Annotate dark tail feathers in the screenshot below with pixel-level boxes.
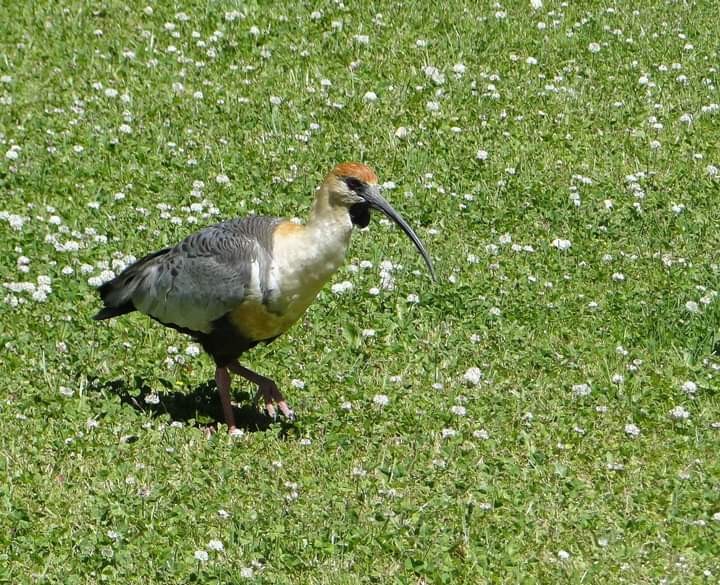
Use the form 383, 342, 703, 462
93, 303, 135, 320
93, 247, 171, 321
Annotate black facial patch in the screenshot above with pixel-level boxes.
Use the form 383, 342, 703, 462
349, 202, 371, 228
343, 176, 365, 193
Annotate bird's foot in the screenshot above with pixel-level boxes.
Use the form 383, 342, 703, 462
255, 382, 295, 421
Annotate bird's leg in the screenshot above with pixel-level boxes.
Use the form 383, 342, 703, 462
228, 361, 294, 420
214, 366, 238, 432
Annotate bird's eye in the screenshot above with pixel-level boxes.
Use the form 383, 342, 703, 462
343, 177, 365, 193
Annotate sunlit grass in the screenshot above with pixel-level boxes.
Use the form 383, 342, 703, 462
1, 0, 719, 582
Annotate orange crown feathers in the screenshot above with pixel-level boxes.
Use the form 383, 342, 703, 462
329, 162, 379, 185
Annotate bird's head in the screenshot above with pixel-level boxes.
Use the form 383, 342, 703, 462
321, 162, 436, 281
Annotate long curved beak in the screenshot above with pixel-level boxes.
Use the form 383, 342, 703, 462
362, 186, 436, 281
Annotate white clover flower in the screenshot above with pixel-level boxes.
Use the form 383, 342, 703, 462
441, 428, 457, 439
373, 394, 389, 407
423, 65, 445, 85
669, 405, 690, 420
426, 101, 440, 112
450, 405, 466, 416
406, 293, 419, 303
394, 126, 409, 139
671, 203, 685, 214
118, 124, 132, 134
185, 344, 201, 357
353, 34, 369, 45
551, 238, 571, 251
207, 539, 224, 551
32, 290, 48, 302
363, 91, 378, 103
476, 149, 489, 161
685, 300, 700, 313
269, 96, 282, 106
340, 401, 352, 411
240, 567, 254, 578
624, 423, 640, 438
331, 280, 353, 294
473, 429, 489, 440
681, 381, 697, 395
588, 42, 601, 53
530, 0, 543, 9
215, 173, 230, 185
453, 63, 466, 75
612, 272, 625, 282
557, 550, 570, 561
361, 328, 376, 338
572, 383, 591, 397
707, 165, 719, 178
194, 550, 209, 562
291, 379, 305, 389
488, 307, 501, 317
463, 367, 483, 386
611, 373, 624, 385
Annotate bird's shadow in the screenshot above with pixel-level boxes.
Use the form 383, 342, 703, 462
93, 376, 286, 433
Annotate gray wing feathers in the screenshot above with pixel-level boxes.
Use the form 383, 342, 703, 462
129, 216, 281, 333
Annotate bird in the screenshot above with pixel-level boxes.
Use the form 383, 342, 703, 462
94, 162, 435, 431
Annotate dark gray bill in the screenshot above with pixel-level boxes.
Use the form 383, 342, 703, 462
363, 186, 436, 281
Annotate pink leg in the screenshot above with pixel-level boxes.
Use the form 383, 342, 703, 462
214, 367, 237, 431
228, 361, 294, 420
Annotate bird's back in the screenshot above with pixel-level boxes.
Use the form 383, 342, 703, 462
95, 215, 282, 334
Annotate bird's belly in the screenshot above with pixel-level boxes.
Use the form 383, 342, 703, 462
227, 297, 313, 342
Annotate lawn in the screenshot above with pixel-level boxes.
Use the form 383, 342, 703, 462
1, 0, 719, 582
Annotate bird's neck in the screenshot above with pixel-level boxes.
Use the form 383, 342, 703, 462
272, 187, 353, 284
306, 186, 354, 242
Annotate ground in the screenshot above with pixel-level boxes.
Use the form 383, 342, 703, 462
1, 0, 719, 583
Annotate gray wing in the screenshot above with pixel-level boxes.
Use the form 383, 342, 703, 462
118, 216, 280, 333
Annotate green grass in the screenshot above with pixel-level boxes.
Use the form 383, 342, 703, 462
2, 0, 720, 582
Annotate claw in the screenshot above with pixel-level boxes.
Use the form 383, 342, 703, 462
232, 361, 295, 421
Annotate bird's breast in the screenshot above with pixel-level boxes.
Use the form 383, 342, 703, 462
227, 220, 351, 341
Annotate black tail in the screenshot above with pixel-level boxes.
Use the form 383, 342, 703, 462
93, 247, 171, 321
93, 303, 135, 320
